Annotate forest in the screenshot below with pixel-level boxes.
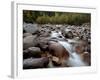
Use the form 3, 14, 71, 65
23, 10, 90, 25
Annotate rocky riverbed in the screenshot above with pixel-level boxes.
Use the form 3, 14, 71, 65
23, 23, 91, 69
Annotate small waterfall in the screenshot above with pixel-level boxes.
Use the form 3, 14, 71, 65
51, 31, 58, 38
50, 31, 87, 67
66, 52, 87, 66
58, 41, 87, 67
48, 60, 54, 68
50, 31, 65, 40
58, 41, 73, 54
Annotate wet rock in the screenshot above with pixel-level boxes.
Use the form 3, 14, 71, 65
62, 29, 73, 39
81, 52, 91, 66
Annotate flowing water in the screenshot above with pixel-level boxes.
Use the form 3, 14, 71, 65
50, 31, 87, 67
51, 31, 65, 39
66, 52, 87, 66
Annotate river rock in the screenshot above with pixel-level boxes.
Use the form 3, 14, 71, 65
23, 47, 42, 59
62, 29, 73, 39
28, 47, 41, 53
23, 35, 37, 49
23, 33, 32, 38
23, 23, 38, 34
23, 57, 49, 69
36, 38, 49, 52
81, 52, 91, 66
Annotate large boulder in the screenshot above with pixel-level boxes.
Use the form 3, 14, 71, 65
82, 52, 91, 66
62, 28, 73, 39
38, 27, 51, 37
23, 35, 37, 49
23, 57, 49, 69
23, 47, 42, 59
35, 37, 49, 52
23, 23, 38, 34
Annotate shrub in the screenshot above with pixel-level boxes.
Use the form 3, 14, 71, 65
23, 10, 91, 25
36, 16, 50, 24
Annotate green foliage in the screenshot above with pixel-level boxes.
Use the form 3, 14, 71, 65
36, 16, 50, 24
23, 10, 91, 25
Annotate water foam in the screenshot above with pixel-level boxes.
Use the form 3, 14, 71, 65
50, 31, 87, 67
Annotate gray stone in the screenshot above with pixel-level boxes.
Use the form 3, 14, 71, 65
23, 33, 32, 38
36, 37, 49, 51
23, 35, 37, 49
23, 23, 38, 34
23, 57, 49, 69
23, 47, 42, 59
62, 29, 73, 39
28, 47, 41, 54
